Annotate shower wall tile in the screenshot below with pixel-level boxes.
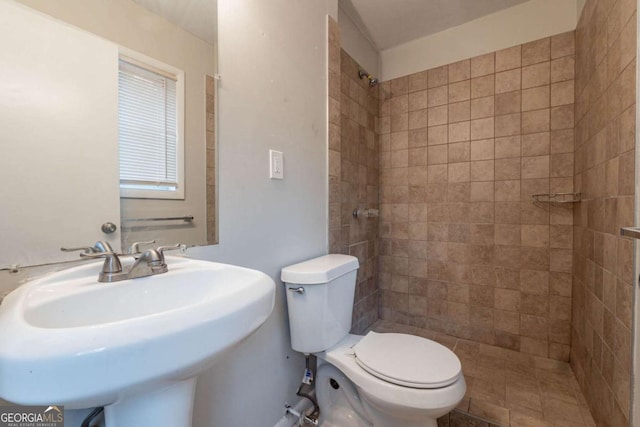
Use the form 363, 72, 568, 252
377, 33, 576, 362
328, 17, 379, 334
571, 0, 636, 425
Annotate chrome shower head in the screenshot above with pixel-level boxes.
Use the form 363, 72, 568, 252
358, 70, 378, 88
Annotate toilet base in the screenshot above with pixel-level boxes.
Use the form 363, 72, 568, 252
316, 364, 440, 427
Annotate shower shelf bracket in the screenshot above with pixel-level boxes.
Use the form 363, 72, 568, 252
531, 192, 581, 203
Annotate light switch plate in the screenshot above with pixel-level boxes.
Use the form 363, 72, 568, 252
269, 150, 284, 180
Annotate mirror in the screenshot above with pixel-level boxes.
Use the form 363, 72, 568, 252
0, 0, 217, 269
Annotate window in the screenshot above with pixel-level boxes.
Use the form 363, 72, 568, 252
118, 54, 184, 199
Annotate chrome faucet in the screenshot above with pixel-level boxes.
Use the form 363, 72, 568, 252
63, 242, 181, 283
125, 249, 168, 280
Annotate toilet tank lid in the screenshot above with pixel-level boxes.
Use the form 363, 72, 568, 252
281, 254, 359, 284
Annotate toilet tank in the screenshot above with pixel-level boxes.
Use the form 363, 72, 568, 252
281, 254, 359, 354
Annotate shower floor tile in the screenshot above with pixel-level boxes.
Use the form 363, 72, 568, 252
368, 320, 596, 427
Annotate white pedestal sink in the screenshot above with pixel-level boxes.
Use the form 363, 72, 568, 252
0, 256, 275, 426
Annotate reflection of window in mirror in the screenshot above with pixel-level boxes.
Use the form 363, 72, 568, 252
118, 54, 185, 200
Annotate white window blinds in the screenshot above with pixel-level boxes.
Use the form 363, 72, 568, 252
118, 58, 178, 192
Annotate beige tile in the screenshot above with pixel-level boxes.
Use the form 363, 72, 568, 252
495, 288, 521, 311
470, 181, 495, 202
470, 96, 494, 119
522, 62, 550, 88
471, 52, 495, 78
471, 138, 495, 161
522, 132, 550, 156
448, 162, 470, 183
428, 125, 448, 146
428, 65, 448, 88
495, 224, 521, 246
390, 77, 408, 97
428, 105, 448, 126
408, 90, 428, 111
550, 129, 574, 154
496, 45, 522, 71
470, 160, 494, 182
521, 225, 550, 248
470, 118, 495, 140
471, 75, 495, 98
408, 109, 428, 130
496, 69, 522, 94
448, 142, 470, 163
550, 153, 573, 178
522, 155, 550, 179
522, 109, 550, 134
495, 113, 521, 137
428, 164, 448, 183
391, 113, 408, 132
449, 59, 471, 83
408, 70, 428, 92
449, 100, 471, 123
390, 131, 408, 150
551, 56, 575, 83
551, 31, 575, 59
550, 81, 574, 107
550, 105, 574, 130
495, 90, 522, 115
495, 158, 521, 180
494, 203, 520, 225
522, 38, 550, 66
495, 180, 521, 202
449, 121, 470, 143
520, 336, 548, 357
408, 147, 428, 166
495, 136, 522, 159
390, 149, 408, 168
522, 86, 550, 111
449, 80, 471, 103
428, 145, 448, 165
389, 95, 408, 114
428, 85, 448, 107
541, 397, 584, 425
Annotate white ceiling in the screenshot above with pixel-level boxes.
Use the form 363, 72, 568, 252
131, 0, 217, 44
342, 0, 529, 50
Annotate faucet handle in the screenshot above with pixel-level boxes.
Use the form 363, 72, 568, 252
61, 241, 114, 254
61, 246, 97, 253
157, 244, 182, 262
80, 251, 123, 275
128, 240, 156, 255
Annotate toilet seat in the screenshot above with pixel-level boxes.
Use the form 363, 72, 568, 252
352, 332, 461, 389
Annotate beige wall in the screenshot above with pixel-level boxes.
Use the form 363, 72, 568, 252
571, 0, 636, 425
338, 7, 380, 79
380, 0, 579, 82
328, 17, 379, 334
377, 32, 577, 361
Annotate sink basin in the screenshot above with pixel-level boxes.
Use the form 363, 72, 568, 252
0, 256, 275, 426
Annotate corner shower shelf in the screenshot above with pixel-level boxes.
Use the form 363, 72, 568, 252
531, 192, 581, 203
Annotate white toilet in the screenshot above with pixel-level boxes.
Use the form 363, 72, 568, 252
282, 254, 466, 427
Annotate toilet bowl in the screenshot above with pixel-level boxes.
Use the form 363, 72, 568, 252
281, 255, 466, 427
315, 334, 466, 427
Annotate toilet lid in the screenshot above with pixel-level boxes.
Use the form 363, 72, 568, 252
352, 332, 462, 389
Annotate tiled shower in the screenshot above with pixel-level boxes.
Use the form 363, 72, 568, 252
377, 33, 576, 362
329, 0, 636, 425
